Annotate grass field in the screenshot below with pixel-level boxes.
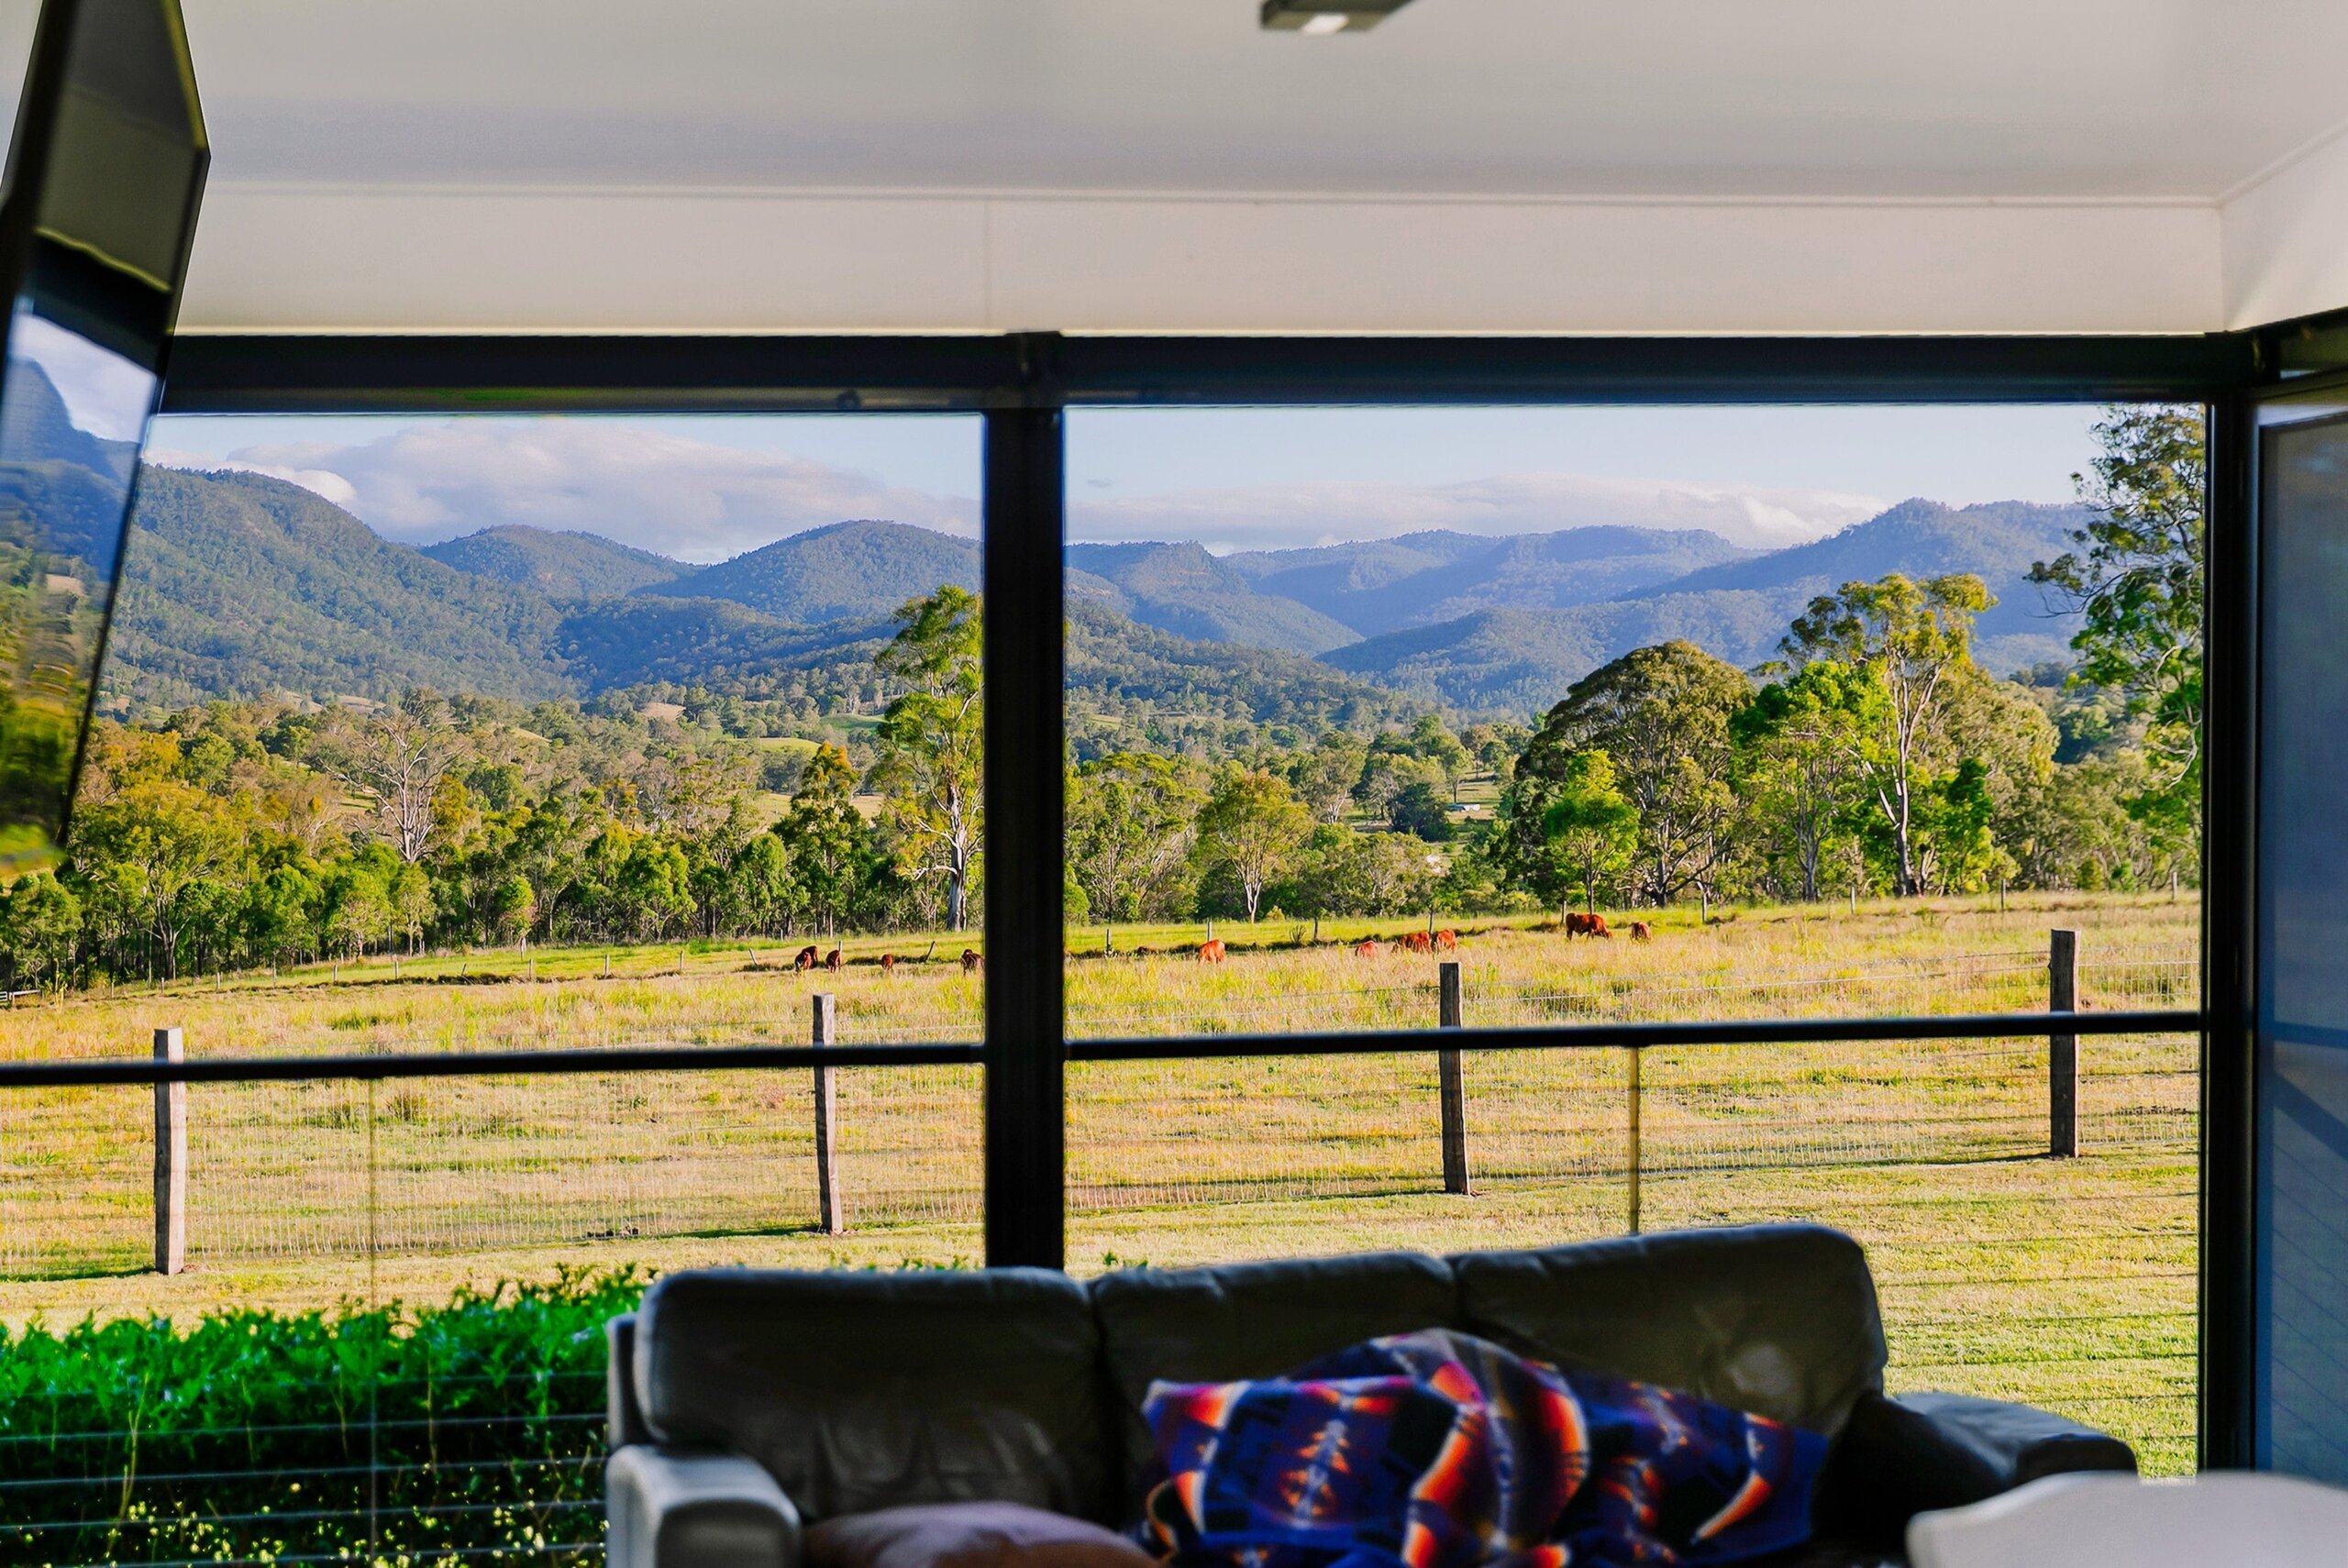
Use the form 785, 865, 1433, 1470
0, 891, 2200, 1472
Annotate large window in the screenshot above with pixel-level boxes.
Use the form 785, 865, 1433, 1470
0, 337, 2228, 1568
0, 410, 985, 1567
1060, 403, 2204, 1471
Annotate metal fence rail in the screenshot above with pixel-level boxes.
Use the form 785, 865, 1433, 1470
0, 938, 2204, 1566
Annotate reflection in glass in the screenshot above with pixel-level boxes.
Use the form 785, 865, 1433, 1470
0, 305, 152, 869
2254, 412, 2348, 1482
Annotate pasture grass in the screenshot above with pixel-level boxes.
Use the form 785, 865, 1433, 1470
0, 889, 2200, 1475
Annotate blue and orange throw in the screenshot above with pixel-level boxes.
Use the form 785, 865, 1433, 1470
1140, 1330, 1826, 1568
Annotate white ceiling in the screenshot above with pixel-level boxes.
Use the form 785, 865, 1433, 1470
151, 0, 2348, 332
179, 0, 2348, 201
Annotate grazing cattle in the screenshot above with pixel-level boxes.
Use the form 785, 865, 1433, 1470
825, 949, 843, 973
880, 953, 896, 975
1197, 938, 1227, 964
1628, 921, 1654, 943
1354, 940, 1381, 959
793, 944, 820, 971
1433, 928, 1459, 953
960, 948, 983, 974
1566, 912, 1614, 940
1403, 930, 1434, 955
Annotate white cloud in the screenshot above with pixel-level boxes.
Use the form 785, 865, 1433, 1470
147, 448, 361, 508
146, 418, 978, 563
1071, 473, 1887, 554
141, 417, 1885, 566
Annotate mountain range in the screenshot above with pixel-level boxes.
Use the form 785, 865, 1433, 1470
103, 465, 2091, 719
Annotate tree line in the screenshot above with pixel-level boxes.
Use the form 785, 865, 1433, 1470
0, 410, 2201, 989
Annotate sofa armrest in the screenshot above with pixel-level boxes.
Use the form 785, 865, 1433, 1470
1826, 1390, 2136, 1540
606, 1445, 802, 1568
1877, 1392, 2138, 1498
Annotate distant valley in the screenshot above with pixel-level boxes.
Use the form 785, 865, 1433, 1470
107, 465, 2090, 721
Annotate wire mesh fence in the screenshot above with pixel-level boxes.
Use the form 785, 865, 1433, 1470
0, 932, 2200, 1565
0, 941, 2192, 1276
0, 965, 988, 1281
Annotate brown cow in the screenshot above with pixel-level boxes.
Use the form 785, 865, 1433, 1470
1565, 912, 1614, 940
960, 948, 983, 974
825, 949, 843, 973
1433, 928, 1459, 953
793, 944, 820, 971
1354, 939, 1381, 959
1403, 930, 1434, 955
880, 953, 896, 975
1627, 921, 1654, 943
1197, 938, 1227, 964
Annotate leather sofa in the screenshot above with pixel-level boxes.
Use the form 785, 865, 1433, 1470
604, 1224, 2136, 1568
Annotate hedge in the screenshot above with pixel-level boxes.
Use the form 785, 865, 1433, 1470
0, 1269, 644, 1568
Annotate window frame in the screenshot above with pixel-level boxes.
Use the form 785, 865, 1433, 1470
18, 324, 2284, 1462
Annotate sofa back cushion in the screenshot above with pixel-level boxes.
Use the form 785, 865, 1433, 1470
1088, 1251, 1458, 1504
636, 1268, 1113, 1524
1450, 1223, 1886, 1437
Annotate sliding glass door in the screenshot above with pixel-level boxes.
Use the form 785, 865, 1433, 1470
2254, 393, 2348, 1480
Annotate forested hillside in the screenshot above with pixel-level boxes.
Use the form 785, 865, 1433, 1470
107, 469, 574, 710
423, 525, 685, 598
105, 468, 2095, 726
1252, 525, 1754, 635
99, 470, 1420, 745
1324, 500, 2090, 710
1068, 540, 1360, 654
659, 519, 979, 624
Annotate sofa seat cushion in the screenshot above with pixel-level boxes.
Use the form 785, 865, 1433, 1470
637, 1269, 1112, 1524
1089, 1251, 1458, 1501
1450, 1224, 1887, 1438
807, 1503, 1157, 1568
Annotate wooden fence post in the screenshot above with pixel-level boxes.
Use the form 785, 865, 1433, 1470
2050, 928, 2078, 1157
1625, 1048, 1643, 1235
811, 993, 845, 1234
153, 1027, 185, 1275
1437, 961, 1472, 1195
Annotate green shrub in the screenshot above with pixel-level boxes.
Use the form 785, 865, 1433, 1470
0, 1268, 644, 1567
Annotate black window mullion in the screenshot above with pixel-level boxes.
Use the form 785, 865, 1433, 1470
980, 348, 1068, 1270
2200, 390, 2258, 1469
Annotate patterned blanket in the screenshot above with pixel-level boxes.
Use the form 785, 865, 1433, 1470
1140, 1330, 1827, 1568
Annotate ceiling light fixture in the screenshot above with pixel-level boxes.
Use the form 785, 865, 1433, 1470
1261, 1, 1416, 34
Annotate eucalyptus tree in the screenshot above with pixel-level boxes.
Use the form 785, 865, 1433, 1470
1510, 641, 1749, 908
871, 588, 983, 931
1067, 751, 1207, 944
2030, 404, 2205, 856
1778, 574, 1993, 896
1194, 767, 1314, 922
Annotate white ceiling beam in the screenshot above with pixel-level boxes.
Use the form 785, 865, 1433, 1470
177, 186, 2226, 337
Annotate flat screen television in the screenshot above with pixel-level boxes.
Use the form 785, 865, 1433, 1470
0, 0, 205, 872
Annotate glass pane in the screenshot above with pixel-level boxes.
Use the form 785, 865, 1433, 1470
2255, 409, 2348, 1482
0, 305, 154, 869
0, 410, 986, 1564
0, 0, 206, 874
1062, 403, 2203, 1473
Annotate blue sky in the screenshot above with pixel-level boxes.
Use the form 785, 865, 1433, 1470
143, 403, 2108, 562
